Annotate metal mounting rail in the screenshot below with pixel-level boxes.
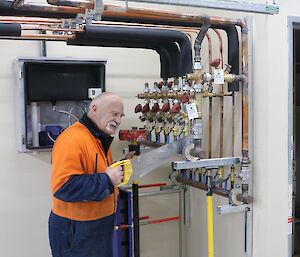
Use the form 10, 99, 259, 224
172, 157, 241, 170
124, 0, 279, 15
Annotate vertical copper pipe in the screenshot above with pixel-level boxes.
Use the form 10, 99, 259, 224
241, 23, 249, 159
213, 29, 224, 158
206, 33, 213, 158
212, 29, 223, 67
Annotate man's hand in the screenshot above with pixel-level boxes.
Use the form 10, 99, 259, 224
125, 151, 136, 160
106, 166, 124, 186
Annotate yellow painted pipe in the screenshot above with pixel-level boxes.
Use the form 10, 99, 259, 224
207, 195, 215, 257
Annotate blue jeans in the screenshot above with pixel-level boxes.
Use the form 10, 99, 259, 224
49, 212, 114, 257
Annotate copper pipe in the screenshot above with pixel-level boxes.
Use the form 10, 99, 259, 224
47, 0, 94, 9
212, 29, 224, 158
19, 33, 75, 40
103, 4, 244, 27
6, 3, 245, 27
176, 178, 229, 198
241, 24, 249, 159
0, 17, 61, 26
212, 29, 223, 67
21, 24, 83, 33
11, 1, 84, 14
206, 33, 213, 159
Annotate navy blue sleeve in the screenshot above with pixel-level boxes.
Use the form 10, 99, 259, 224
54, 173, 115, 202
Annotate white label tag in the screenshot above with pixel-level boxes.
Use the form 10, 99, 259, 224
186, 103, 199, 120
214, 69, 224, 84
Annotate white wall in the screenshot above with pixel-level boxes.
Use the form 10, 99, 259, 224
0, 1, 298, 257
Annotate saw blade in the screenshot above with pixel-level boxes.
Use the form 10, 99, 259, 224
127, 136, 190, 183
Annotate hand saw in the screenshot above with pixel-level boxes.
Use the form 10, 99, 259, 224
110, 137, 189, 186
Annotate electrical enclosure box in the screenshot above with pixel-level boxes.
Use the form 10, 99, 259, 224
16, 57, 106, 152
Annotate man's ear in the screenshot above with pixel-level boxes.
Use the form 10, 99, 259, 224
91, 104, 97, 114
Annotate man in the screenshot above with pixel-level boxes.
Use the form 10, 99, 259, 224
49, 92, 129, 257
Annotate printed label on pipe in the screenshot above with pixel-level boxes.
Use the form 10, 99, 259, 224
186, 103, 199, 120
214, 69, 224, 84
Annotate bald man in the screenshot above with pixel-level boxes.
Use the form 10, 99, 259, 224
49, 93, 127, 257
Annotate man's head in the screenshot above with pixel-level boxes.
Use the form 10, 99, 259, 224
87, 92, 124, 135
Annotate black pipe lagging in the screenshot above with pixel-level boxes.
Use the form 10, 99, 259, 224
68, 25, 193, 78
0, 22, 21, 37
68, 37, 181, 79
102, 16, 241, 90
194, 16, 211, 64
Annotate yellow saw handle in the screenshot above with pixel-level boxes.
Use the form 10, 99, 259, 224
109, 160, 133, 186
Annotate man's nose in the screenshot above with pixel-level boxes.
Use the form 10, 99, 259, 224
115, 116, 122, 124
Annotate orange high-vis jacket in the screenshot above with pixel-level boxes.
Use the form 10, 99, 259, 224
51, 121, 118, 221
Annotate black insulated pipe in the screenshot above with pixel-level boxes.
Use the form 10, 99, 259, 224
0, 23, 21, 37
0, 1, 77, 18
84, 26, 192, 76
194, 16, 210, 65
102, 16, 240, 89
68, 37, 180, 78
211, 24, 240, 92
68, 25, 192, 78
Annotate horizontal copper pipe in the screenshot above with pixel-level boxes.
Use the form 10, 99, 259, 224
11, 1, 84, 14
176, 177, 229, 197
0, 17, 61, 24
18, 33, 75, 40
21, 24, 83, 33
4, 2, 246, 28
103, 3, 245, 27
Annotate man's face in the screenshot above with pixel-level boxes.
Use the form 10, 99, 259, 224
94, 100, 124, 135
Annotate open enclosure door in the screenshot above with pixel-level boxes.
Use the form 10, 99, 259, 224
293, 23, 300, 257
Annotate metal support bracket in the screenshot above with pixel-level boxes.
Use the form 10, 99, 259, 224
217, 204, 250, 215
172, 157, 240, 170
124, 0, 279, 15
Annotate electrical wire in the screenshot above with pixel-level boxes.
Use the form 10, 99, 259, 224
47, 132, 56, 143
